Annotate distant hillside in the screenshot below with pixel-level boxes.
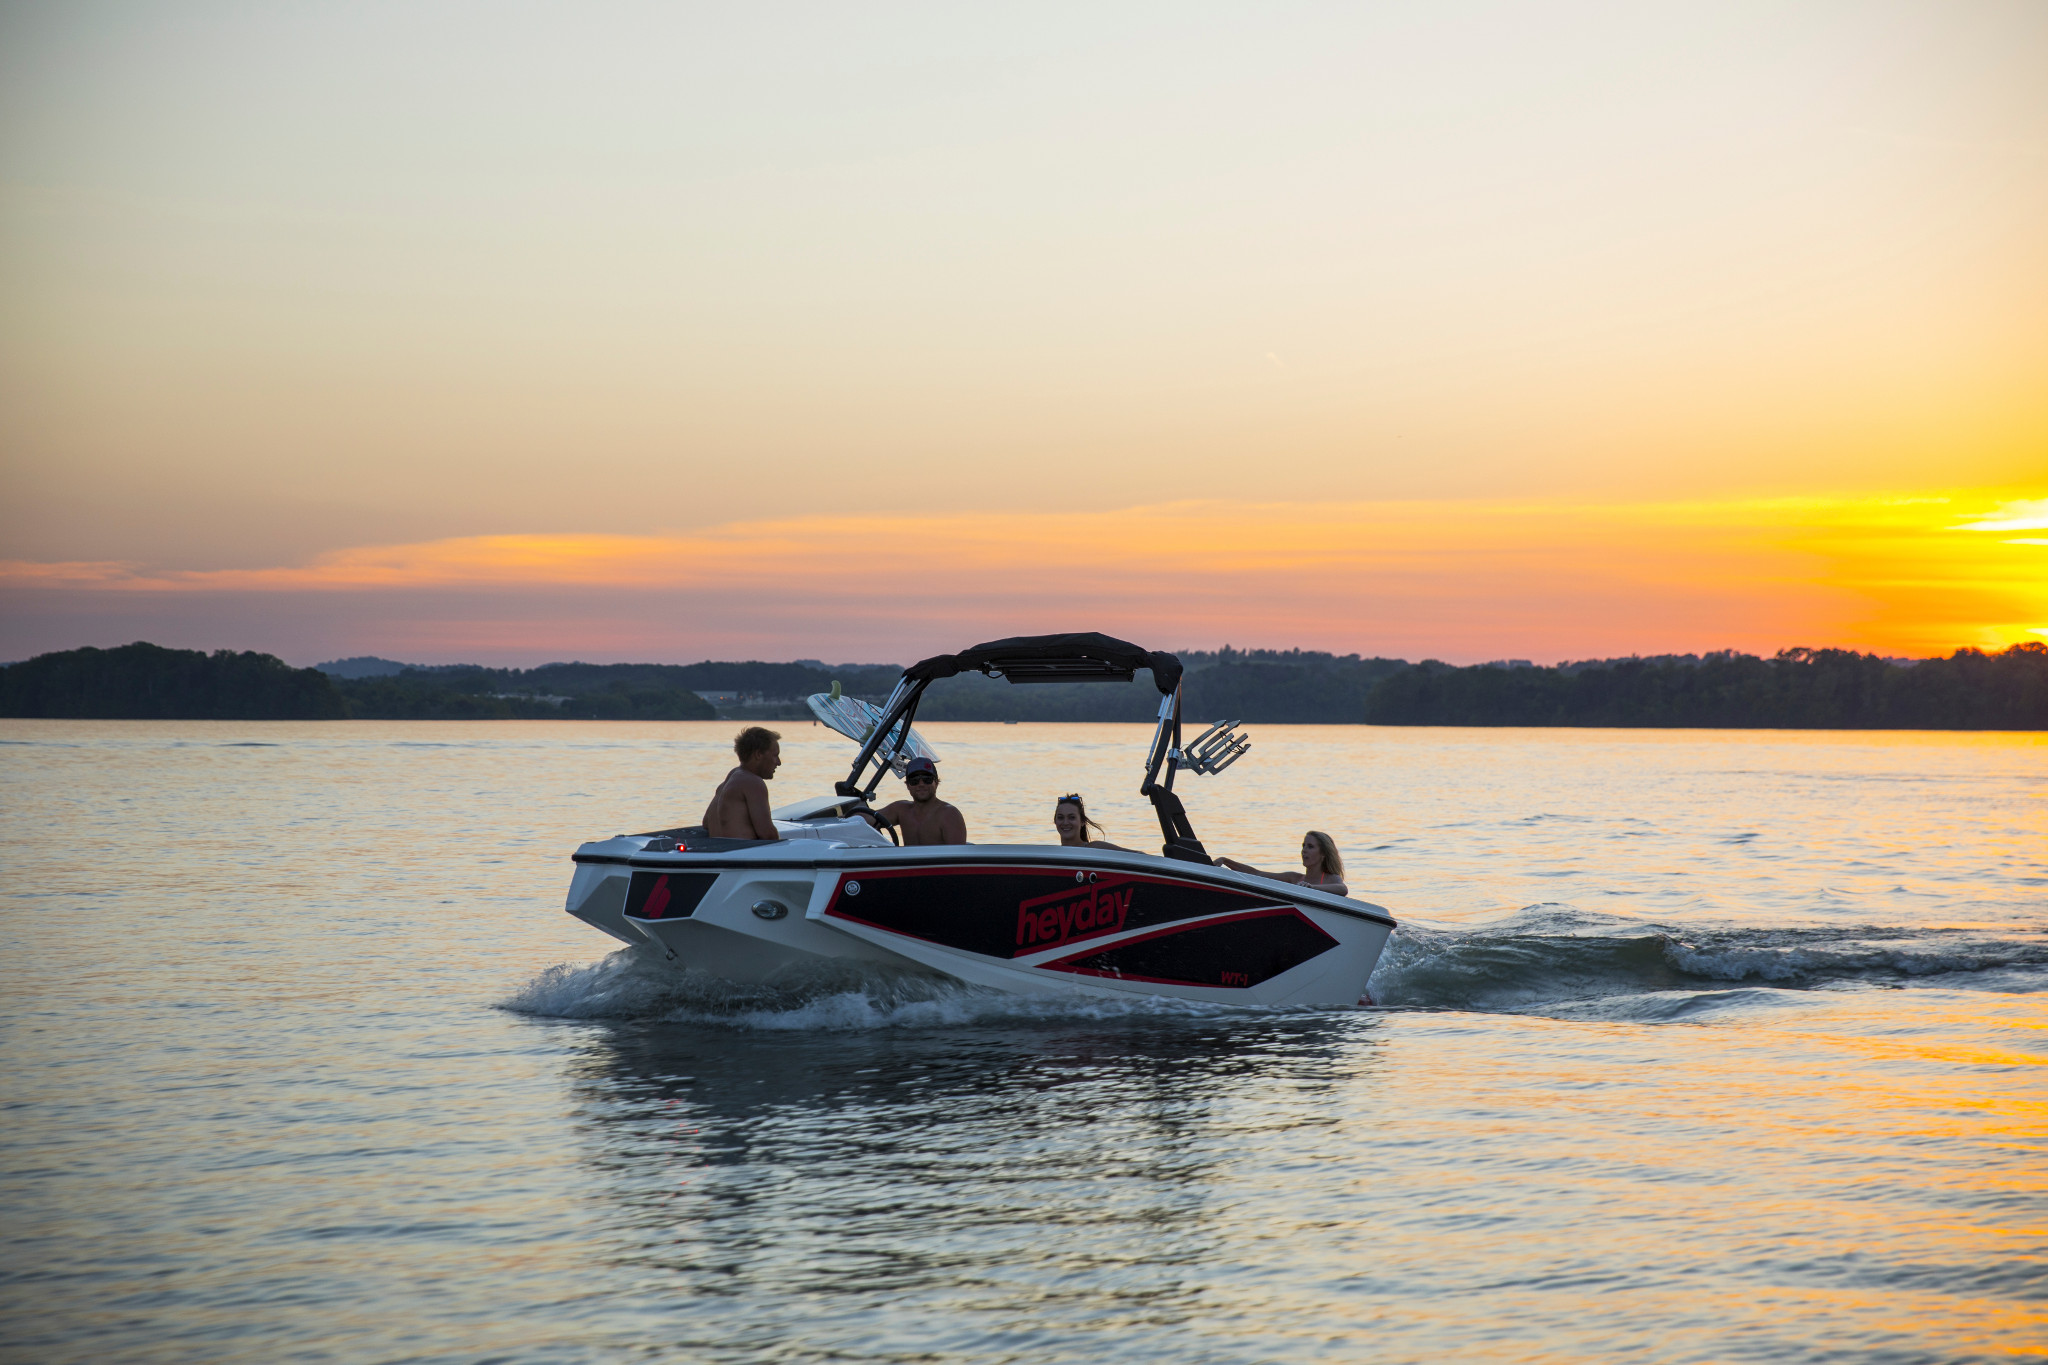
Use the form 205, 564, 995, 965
314, 656, 472, 679
0, 648, 906, 721
912, 644, 2045, 728
1363, 645, 2048, 730
334, 664, 719, 720
0, 643, 345, 719
6, 642, 2041, 727
1186, 652, 1412, 723
316, 656, 413, 678
330, 659, 906, 719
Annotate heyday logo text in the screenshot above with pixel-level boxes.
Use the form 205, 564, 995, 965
1016, 879, 1135, 953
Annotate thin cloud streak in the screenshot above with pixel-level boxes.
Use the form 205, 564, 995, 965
1956, 499, 2048, 533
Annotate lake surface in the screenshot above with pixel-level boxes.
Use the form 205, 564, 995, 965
2, 720, 2043, 1363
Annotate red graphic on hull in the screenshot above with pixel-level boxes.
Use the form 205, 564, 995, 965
1015, 879, 1135, 952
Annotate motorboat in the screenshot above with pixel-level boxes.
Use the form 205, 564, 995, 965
562, 633, 1396, 1007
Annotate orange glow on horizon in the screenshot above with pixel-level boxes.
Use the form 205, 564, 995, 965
2, 488, 2040, 663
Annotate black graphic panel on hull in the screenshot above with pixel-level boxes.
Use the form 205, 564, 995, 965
624, 870, 719, 921
824, 866, 1289, 960
1044, 908, 1338, 989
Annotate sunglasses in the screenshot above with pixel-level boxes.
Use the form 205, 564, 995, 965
905, 773, 937, 785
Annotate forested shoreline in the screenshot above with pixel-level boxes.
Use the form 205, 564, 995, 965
0, 643, 347, 720
2, 641, 2042, 728
1361, 646, 2046, 729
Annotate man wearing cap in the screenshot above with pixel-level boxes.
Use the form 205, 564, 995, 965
874, 756, 968, 846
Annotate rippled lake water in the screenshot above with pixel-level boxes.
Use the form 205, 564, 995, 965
2, 720, 2043, 1363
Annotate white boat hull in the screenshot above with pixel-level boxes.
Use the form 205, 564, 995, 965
567, 828, 1394, 1008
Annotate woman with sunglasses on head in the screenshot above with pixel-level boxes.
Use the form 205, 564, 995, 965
1218, 831, 1349, 896
872, 756, 968, 845
1053, 794, 1127, 850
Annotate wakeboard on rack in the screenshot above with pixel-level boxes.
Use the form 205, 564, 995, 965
806, 687, 939, 778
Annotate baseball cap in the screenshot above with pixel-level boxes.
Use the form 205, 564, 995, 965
903, 756, 938, 780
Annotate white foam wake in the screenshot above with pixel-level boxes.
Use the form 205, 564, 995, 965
1367, 906, 2048, 1012
504, 909, 2047, 1031
500, 949, 1252, 1030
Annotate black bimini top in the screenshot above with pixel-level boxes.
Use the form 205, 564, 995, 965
905, 633, 1183, 694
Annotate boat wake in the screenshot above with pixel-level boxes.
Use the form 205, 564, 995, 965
1369, 905, 2048, 1016
500, 950, 1245, 1030
503, 905, 2047, 1029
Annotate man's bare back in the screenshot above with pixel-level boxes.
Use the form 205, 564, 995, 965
875, 757, 967, 846
703, 728, 781, 840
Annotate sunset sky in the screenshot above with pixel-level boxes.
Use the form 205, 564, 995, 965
3, 1, 2043, 665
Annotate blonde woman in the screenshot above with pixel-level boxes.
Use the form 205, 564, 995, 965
1219, 831, 1348, 896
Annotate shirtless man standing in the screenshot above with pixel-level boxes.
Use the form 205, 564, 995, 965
873, 756, 967, 846
702, 726, 783, 840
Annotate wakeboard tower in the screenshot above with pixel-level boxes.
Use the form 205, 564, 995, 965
561, 632, 1394, 1006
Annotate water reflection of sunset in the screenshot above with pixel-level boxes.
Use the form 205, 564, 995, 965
5, 713, 2042, 1360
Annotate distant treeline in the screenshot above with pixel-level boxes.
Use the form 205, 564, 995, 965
331, 659, 903, 720
1362, 646, 2047, 729
0, 643, 346, 719
0, 645, 907, 721
3, 641, 2043, 728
